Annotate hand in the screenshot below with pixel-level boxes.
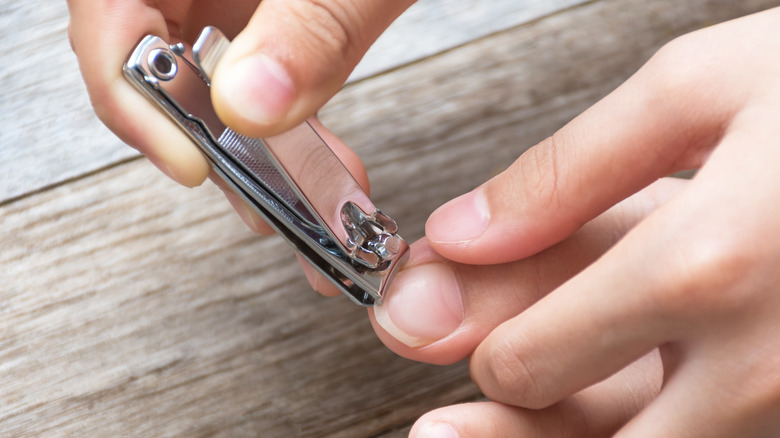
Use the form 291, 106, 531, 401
66, 0, 412, 232
369, 178, 684, 434
391, 8, 780, 437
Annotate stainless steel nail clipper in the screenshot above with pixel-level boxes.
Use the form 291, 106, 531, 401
124, 26, 408, 306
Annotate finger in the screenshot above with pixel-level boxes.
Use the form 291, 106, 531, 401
614, 98, 780, 438
69, 1, 376, 288
370, 178, 686, 365
211, 172, 275, 235
617, 342, 780, 437
467, 203, 681, 409
613, 364, 728, 438
67, 0, 210, 187
211, 0, 415, 137
469, 92, 780, 410
425, 28, 753, 265
296, 254, 342, 297
411, 351, 661, 438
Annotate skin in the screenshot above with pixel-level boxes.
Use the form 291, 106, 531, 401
69, 2, 780, 436
66, 0, 411, 230
411, 9, 780, 437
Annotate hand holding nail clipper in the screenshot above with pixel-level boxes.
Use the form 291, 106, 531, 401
69, 1, 780, 437
123, 27, 407, 306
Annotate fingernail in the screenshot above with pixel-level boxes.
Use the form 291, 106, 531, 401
374, 263, 464, 348
418, 422, 459, 438
218, 53, 295, 125
426, 188, 490, 244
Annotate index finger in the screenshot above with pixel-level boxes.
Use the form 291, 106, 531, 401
425, 19, 760, 265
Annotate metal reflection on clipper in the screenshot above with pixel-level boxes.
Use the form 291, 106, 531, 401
123, 26, 408, 306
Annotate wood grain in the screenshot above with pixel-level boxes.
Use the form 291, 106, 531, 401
2, 0, 779, 436
0, 1, 132, 205
349, 0, 590, 81
0, 0, 583, 204
0, 159, 479, 437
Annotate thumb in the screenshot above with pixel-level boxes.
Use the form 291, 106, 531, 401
211, 0, 414, 137
425, 38, 744, 265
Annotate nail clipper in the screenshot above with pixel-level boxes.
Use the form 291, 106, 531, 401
124, 26, 408, 306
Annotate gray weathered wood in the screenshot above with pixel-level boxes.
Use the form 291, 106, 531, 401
2, 0, 779, 436
0, 0, 583, 204
350, 0, 590, 81
0, 162, 479, 437
0, 1, 132, 205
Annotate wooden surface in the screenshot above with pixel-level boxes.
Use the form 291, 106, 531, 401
2, 0, 778, 436
0, 0, 586, 203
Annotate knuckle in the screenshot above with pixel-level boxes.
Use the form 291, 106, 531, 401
628, 33, 727, 170
473, 337, 550, 409
288, 0, 360, 63
513, 133, 588, 233
645, 33, 711, 98
517, 135, 564, 213
655, 236, 754, 316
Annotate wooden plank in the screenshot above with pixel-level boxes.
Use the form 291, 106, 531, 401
2, 0, 779, 436
0, 160, 478, 437
0, 0, 583, 205
0, 1, 133, 206
349, 0, 589, 81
